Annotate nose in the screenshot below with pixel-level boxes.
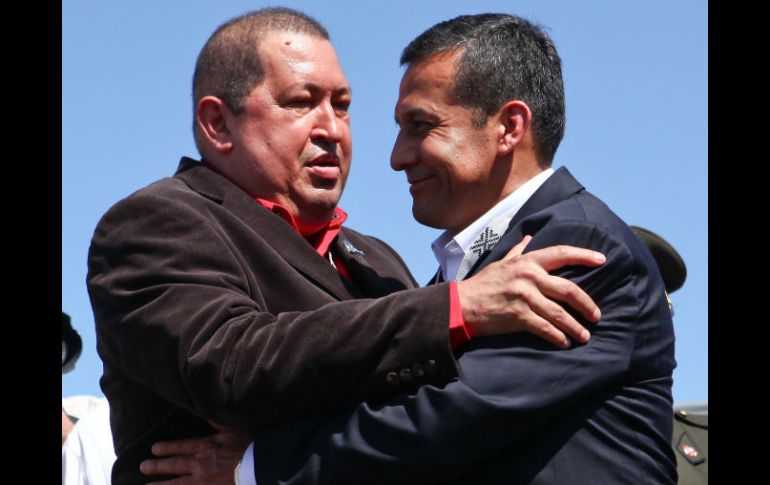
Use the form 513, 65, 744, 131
311, 101, 344, 143
390, 130, 415, 172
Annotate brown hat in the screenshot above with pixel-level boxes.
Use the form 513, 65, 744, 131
630, 226, 687, 294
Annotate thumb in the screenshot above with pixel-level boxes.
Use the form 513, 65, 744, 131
502, 235, 533, 261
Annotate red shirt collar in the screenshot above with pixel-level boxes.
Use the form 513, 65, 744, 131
201, 160, 347, 257
256, 199, 347, 257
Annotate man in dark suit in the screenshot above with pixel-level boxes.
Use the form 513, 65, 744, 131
86, 8, 606, 484
147, 12, 677, 484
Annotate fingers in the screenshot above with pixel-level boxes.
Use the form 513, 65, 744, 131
537, 272, 601, 324
146, 478, 191, 485
523, 245, 605, 272
141, 456, 196, 477
501, 243, 603, 325
526, 290, 591, 345
514, 309, 571, 349
147, 476, 232, 485
464, 237, 606, 348
142, 432, 244, 485
147, 476, 234, 485
151, 438, 209, 457
501, 235, 533, 261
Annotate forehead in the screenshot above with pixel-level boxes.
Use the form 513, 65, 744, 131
258, 31, 350, 92
396, 50, 463, 115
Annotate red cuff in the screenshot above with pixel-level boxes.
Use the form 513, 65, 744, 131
448, 281, 472, 349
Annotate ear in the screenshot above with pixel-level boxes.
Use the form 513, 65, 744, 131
196, 96, 235, 154
496, 100, 532, 156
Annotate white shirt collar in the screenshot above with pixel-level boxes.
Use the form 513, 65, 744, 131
431, 168, 554, 282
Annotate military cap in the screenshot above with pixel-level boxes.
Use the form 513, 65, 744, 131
630, 226, 687, 294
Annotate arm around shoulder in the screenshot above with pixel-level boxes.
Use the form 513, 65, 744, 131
88, 190, 458, 430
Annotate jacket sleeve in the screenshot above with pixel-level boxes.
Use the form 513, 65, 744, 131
248, 219, 675, 484
87, 191, 457, 431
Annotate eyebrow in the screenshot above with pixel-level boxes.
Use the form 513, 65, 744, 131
336, 85, 352, 97
289, 82, 352, 97
394, 106, 433, 125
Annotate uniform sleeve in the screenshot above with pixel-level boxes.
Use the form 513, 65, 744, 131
87, 192, 458, 431
248, 220, 670, 484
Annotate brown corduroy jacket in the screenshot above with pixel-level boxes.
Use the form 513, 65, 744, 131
87, 157, 458, 484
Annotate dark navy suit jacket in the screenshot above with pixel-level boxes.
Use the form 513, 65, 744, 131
249, 167, 678, 484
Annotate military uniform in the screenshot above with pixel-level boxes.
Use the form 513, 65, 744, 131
672, 407, 708, 484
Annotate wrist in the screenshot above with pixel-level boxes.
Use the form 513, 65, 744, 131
448, 282, 472, 347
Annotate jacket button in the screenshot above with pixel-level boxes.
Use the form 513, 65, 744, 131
385, 371, 399, 385
399, 368, 413, 382
426, 359, 438, 374
412, 363, 425, 378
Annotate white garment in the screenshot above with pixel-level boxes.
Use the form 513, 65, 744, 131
235, 442, 256, 485
431, 168, 554, 281
62, 396, 116, 485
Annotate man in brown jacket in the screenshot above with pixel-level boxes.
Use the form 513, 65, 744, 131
86, 8, 605, 484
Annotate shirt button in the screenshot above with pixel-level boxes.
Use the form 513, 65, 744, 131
385, 371, 399, 385
412, 363, 425, 378
399, 368, 413, 382
426, 359, 438, 374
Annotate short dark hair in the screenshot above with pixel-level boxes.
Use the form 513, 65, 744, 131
193, 7, 328, 114
401, 13, 565, 162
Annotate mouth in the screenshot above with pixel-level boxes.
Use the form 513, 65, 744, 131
305, 154, 342, 181
406, 173, 435, 189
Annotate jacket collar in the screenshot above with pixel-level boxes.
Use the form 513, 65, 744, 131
174, 157, 355, 301
467, 166, 585, 277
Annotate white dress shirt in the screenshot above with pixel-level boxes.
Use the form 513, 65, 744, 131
431, 168, 554, 282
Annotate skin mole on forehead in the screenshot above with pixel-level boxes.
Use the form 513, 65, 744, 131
285, 40, 291, 45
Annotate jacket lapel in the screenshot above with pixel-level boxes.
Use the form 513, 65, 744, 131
466, 166, 585, 278
332, 231, 416, 298
330, 235, 369, 298
174, 157, 354, 301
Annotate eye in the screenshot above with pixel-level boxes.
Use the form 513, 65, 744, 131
333, 100, 351, 116
284, 98, 314, 111
411, 120, 433, 133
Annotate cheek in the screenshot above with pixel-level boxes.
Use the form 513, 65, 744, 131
339, 118, 353, 141
272, 117, 314, 153
452, 130, 494, 173
341, 129, 353, 154
427, 137, 466, 180
421, 134, 455, 165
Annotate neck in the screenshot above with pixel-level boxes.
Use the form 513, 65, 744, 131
294, 216, 331, 238
496, 154, 548, 202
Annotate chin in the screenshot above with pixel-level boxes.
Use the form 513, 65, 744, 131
301, 198, 340, 224
412, 206, 447, 230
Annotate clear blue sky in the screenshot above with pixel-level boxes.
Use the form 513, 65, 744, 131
62, 0, 708, 404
